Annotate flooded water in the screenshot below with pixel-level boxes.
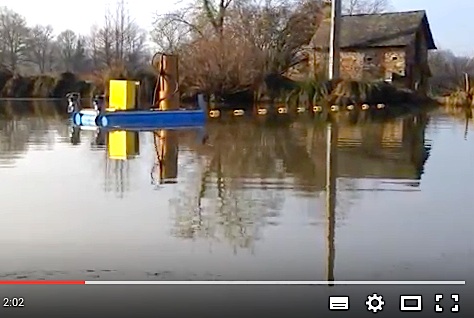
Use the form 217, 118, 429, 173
0, 101, 472, 282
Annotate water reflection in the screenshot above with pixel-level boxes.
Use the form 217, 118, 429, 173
1, 100, 472, 281
442, 107, 473, 140
151, 130, 179, 185
91, 129, 106, 149
104, 130, 140, 197
0, 101, 69, 168
326, 121, 337, 283
184, 115, 431, 194
69, 126, 81, 145
464, 108, 472, 140
166, 114, 433, 253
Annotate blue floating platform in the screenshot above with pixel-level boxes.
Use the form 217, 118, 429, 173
98, 110, 205, 129
71, 109, 206, 129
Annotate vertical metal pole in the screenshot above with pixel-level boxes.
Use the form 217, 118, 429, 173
328, 0, 342, 80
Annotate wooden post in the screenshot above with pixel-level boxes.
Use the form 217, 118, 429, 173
328, 0, 341, 80
157, 54, 179, 110
465, 73, 470, 92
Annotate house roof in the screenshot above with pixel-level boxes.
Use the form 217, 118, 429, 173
311, 10, 437, 50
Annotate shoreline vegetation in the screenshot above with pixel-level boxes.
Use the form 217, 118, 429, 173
0, 69, 433, 107
0, 67, 158, 103
0, 68, 447, 109
0, 1, 472, 109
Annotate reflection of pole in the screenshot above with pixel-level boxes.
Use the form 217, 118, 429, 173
153, 130, 179, 184
325, 121, 338, 283
70, 126, 81, 145
465, 108, 472, 140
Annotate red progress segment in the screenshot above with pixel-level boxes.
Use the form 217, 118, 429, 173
0, 281, 85, 285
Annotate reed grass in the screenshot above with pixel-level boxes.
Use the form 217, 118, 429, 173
443, 88, 474, 109
286, 76, 417, 108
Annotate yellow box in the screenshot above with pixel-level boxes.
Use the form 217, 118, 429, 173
107, 131, 139, 160
109, 80, 138, 110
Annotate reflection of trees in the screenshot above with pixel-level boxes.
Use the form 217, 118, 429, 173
0, 100, 66, 167
171, 118, 331, 251
173, 114, 432, 250
0, 100, 65, 119
170, 120, 319, 251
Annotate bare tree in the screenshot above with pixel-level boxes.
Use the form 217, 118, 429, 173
106, 0, 147, 68
429, 49, 474, 94
152, 0, 234, 42
73, 36, 88, 73
88, 22, 114, 68
123, 23, 148, 68
150, 0, 324, 95
86, 0, 147, 70
56, 30, 78, 72
201, 0, 234, 37
86, 26, 101, 68
0, 6, 29, 72
26, 25, 54, 73
151, 11, 193, 53
342, 0, 390, 15
232, 0, 324, 73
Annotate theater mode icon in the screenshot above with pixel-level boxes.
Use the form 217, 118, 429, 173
400, 295, 422, 311
329, 296, 350, 310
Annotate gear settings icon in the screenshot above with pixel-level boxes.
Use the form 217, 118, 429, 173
366, 293, 385, 313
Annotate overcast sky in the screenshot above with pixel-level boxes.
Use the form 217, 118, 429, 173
4, 0, 474, 55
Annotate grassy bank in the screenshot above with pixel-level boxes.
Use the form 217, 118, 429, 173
437, 89, 474, 109
0, 70, 95, 99
0, 68, 158, 103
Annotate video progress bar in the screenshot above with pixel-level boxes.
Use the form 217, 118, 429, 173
0, 280, 464, 285
85, 280, 466, 285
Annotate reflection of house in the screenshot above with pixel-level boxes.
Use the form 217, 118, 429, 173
186, 115, 431, 194
309, 10, 436, 94
334, 118, 430, 180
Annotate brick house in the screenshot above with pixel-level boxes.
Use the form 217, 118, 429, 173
308, 10, 437, 94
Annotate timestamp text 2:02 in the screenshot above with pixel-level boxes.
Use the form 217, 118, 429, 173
3, 297, 24, 307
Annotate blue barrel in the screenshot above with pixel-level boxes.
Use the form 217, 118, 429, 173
70, 109, 99, 126
80, 114, 98, 126
98, 110, 206, 129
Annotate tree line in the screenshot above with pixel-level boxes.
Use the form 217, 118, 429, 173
0, 0, 472, 98
0, 1, 148, 74
0, 0, 394, 98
